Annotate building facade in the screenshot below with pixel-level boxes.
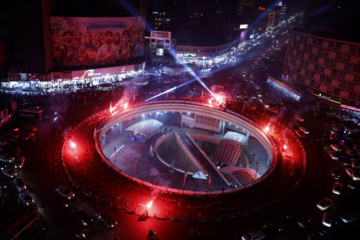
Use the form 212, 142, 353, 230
283, 30, 360, 106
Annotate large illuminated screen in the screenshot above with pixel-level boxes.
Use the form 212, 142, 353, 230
50, 17, 146, 66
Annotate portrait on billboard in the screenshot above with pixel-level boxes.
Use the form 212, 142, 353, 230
50, 17, 146, 66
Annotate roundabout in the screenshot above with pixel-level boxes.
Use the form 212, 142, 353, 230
59, 100, 307, 221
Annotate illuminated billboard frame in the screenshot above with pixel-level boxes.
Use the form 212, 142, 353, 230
50, 17, 146, 66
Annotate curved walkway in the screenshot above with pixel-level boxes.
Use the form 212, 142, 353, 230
59, 104, 306, 222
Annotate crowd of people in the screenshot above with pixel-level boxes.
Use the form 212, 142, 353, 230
51, 28, 145, 66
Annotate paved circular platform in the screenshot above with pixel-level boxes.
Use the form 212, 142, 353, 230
59, 101, 306, 221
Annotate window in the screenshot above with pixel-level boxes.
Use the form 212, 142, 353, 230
349, 91, 356, 99
331, 69, 338, 77
309, 54, 314, 61
349, 45, 358, 53
344, 63, 352, 71
330, 60, 337, 68
314, 64, 320, 71
319, 65, 325, 73
335, 42, 342, 51
333, 88, 341, 95
312, 37, 318, 45
335, 52, 343, 61
320, 74, 326, 82
339, 81, 347, 88
317, 39, 323, 47
328, 41, 335, 49
326, 76, 332, 84
353, 64, 360, 73
347, 82, 355, 90
338, 71, 346, 79
310, 79, 315, 86
324, 58, 330, 66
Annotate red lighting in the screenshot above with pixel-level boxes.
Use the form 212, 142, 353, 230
69, 141, 76, 149
259, 7, 266, 10
264, 126, 270, 133
146, 200, 153, 209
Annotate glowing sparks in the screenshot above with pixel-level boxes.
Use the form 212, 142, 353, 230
264, 126, 270, 133
146, 200, 153, 209
69, 141, 76, 148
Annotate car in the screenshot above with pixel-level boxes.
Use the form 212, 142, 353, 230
345, 168, 360, 181
295, 130, 305, 138
22, 132, 35, 141
308, 231, 326, 240
295, 115, 304, 122
241, 230, 266, 240
322, 212, 333, 227
328, 151, 339, 160
1, 167, 17, 178
0, 154, 15, 164
297, 216, 313, 229
340, 157, 351, 167
351, 158, 360, 169
348, 180, 360, 190
299, 127, 309, 134
316, 198, 333, 211
14, 177, 27, 192
345, 148, 354, 156
330, 144, 342, 152
332, 182, 342, 195
19, 191, 35, 206
73, 208, 93, 226
340, 211, 358, 223
330, 166, 341, 180
96, 212, 118, 228
14, 156, 25, 169
55, 185, 75, 200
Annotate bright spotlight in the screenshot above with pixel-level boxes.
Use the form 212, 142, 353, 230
123, 103, 128, 109
283, 145, 287, 150
69, 141, 76, 149
146, 200, 153, 209
264, 126, 269, 133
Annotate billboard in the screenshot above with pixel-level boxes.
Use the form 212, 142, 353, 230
50, 17, 146, 66
151, 31, 171, 38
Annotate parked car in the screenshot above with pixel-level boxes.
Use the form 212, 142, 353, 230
299, 127, 309, 134
345, 168, 360, 181
351, 158, 360, 169
332, 182, 343, 195
348, 180, 360, 190
340, 211, 358, 223
19, 191, 35, 206
55, 185, 75, 200
295, 130, 305, 138
0, 154, 15, 164
330, 166, 341, 180
96, 212, 118, 228
241, 230, 266, 240
297, 215, 313, 229
316, 198, 333, 211
322, 212, 333, 227
14, 156, 25, 169
340, 157, 351, 167
73, 208, 93, 226
328, 151, 339, 160
1, 167, 17, 178
14, 177, 27, 192
294, 115, 304, 122
330, 144, 342, 152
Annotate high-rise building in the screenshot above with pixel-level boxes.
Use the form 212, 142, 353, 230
282, 0, 360, 106
10, 0, 52, 75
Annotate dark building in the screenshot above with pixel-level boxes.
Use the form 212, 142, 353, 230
283, 0, 360, 106
9, 0, 52, 76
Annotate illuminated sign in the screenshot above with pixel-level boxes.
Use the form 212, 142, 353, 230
151, 31, 171, 39
259, 7, 266, 10
239, 24, 248, 29
183, 53, 197, 58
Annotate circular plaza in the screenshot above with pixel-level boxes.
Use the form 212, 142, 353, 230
60, 101, 307, 220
